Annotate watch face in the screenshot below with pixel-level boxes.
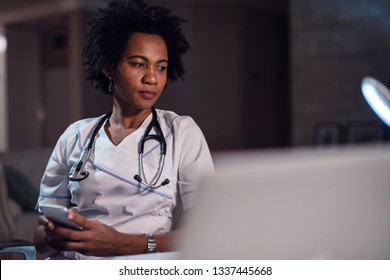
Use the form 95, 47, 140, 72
146, 234, 157, 253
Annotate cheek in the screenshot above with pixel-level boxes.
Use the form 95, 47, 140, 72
117, 72, 139, 87
117, 65, 139, 80
159, 72, 167, 84
159, 77, 167, 92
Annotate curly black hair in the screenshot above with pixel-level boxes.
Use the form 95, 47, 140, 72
82, 0, 190, 95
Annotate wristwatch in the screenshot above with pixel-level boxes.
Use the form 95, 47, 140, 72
145, 234, 157, 253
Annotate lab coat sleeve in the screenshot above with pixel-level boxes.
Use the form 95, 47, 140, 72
176, 116, 214, 211
36, 122, 80, 209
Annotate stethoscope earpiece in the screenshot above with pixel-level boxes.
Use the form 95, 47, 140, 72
134, 175, 170, 189
161, 179, 170, 186
134, 174, 142, 183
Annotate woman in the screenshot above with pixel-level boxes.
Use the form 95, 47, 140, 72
34, 0, 214, 259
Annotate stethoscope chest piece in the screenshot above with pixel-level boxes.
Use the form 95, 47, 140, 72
68, 146, 92, 181
68, 170, 89, 181
68, 112, 111, 182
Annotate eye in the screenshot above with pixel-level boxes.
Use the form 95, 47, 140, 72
157, 65, 168, 72
132, 62, 145, 68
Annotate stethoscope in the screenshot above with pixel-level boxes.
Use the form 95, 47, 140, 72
68, 107, 170, 189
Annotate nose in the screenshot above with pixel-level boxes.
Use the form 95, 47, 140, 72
142, 67, 157, 85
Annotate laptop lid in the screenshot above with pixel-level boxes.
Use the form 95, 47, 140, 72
179, 145, 390, 259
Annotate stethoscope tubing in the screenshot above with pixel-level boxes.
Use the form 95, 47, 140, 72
68, 108, 169, 188
68, 112, 111, 181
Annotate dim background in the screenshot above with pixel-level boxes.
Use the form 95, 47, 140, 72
0, 0, 389, 153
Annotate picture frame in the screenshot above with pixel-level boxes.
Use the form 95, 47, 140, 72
314, 121, 342, 146
345, 121, 385, 144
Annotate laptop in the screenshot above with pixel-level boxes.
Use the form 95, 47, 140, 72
178, 144, 390, 259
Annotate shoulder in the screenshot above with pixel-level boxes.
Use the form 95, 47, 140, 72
156, 109, 209, 150
59, 115, 107, 146
156, 108, 200, 131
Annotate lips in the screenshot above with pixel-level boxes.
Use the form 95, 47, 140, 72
139, 90, 157, 100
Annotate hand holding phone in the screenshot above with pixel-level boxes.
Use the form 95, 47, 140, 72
40, 204, 83, 230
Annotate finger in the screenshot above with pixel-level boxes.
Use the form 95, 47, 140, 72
38, 215, 55, 230
68, 211, 87, 229
60, 240, 87, 253
50, 223, 84, 240
38, 214, 49, 225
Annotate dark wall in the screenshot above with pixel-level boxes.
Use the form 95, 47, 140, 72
157, 1, 290, 151
291, 0, 390, 145
4, 0, 290, 151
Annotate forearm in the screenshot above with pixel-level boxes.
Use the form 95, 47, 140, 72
155, 230, 181, 252
118, 230, 181, 255
34, 210, 182, 257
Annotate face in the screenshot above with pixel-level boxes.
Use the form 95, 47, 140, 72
108, 32, 168, 113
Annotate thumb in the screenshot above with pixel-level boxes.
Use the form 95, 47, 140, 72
70, 207, 80, 214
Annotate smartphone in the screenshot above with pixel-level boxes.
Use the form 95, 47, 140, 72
40, 204, 83, 230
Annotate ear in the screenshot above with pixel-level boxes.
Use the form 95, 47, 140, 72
102, 68, 113, 79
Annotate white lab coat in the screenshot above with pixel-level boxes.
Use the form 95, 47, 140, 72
37, 108, 214, 259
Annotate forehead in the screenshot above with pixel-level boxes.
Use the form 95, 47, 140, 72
124, 32, 168, 59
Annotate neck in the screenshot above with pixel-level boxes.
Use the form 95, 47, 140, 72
109, 105, 152, 130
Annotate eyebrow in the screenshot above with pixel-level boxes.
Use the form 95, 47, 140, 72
127, 55, 168, 64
